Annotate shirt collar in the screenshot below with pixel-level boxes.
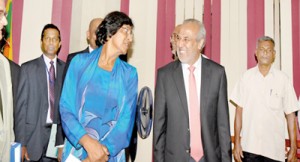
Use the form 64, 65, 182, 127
88, 45, 94, 53
254, 64, 275, 77
181, 54, 202, 70
43, 54, 57, 67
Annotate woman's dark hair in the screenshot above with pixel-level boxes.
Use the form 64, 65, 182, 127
95, 11, 133, 46
41, 23, 61, 41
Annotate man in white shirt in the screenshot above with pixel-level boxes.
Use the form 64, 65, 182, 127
231, 36, 299, 162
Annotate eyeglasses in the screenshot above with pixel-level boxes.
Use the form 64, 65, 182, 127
176, 35, 195, 44
0, 11, 7, 20
120, 26, 133, 37
170, 33, 177, 41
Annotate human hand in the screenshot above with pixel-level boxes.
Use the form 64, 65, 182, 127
82, 158, 91, 162
233, 144, 243, 162
81, 135, 109, 162
57, 147, 63, 162
21, 146, 30, 162
101, 145, 109, 156
286, 148, 297, 162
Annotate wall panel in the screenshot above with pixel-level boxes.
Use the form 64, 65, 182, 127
19, 0, 53, 64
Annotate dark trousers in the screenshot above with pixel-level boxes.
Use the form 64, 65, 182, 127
24, 156, 58, 162
242, 152, 281, 162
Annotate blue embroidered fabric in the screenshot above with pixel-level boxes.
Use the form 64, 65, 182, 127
60, 47, 138, 162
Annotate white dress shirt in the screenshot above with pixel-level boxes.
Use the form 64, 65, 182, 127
182, 55, 202, 132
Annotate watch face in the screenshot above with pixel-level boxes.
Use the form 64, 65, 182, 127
136, 86, 153, 139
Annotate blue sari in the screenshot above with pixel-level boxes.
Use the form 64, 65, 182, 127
60, 47, 138, 161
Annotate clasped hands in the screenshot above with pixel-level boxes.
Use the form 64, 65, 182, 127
81, 135, 110, 162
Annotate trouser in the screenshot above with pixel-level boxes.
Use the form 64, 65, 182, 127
24, 156, 58, 162
242, 151, 281, 162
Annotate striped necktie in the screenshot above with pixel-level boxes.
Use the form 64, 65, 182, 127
49, 61, 55, 121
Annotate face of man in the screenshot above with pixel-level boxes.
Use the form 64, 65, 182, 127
170, 25, 181, 54
87, 18, 103, 49
40, 28, 61, 59
255, 40, 275, 67
176, 22, 204, 65
0, 0, 7, 40
110, 24, 133, 55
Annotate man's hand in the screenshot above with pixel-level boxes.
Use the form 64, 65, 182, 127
286, 147, 297, 162
233, 106, 243, 162
233, 143, 243, 162
80, 135, 109, 162
286, 113, 297, 162
57, 147, 63, 162
21, 146, 30, 162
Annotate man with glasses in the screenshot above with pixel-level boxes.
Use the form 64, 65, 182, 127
154, 19, 231, 162
170, 24, 181, 60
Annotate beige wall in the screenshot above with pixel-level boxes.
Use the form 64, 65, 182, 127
19, 0, 53, 64
129, 0, 157, 161
69, 0, 121, 54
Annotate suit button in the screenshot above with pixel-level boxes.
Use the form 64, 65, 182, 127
187, 128, 190, 131
186, 149, 190, 153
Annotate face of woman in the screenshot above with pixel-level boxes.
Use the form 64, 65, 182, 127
110, 24, 133, 55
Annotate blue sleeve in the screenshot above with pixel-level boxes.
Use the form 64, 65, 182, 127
59, 56, 87, 149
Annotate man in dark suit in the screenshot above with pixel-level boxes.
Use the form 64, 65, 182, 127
63, 18, 102, 77
15, 24, 65, 162
153, 19, 232, 162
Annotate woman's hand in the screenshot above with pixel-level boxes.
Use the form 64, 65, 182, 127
80, 134, 109, 162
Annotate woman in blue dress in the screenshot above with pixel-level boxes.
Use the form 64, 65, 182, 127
60, 11, 137, 162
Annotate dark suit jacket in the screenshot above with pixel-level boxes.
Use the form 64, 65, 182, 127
14, 55, 65, 161
153, 56, 232, 162
63, 47, 89, 81
8, 59, 20, 109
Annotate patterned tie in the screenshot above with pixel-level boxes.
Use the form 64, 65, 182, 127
49, 61, 55, 121
188, 66, 203, 161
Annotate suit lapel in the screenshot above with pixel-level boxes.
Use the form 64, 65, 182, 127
54, 59, 64, 123
83, 47, 89, 53
37, 56, 48, 95
172, 61, 189, 118
37, 56, 48, 124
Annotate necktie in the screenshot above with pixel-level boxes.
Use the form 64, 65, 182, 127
49, 61, 55, 121
188, 66, 203, 161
